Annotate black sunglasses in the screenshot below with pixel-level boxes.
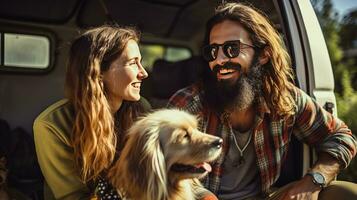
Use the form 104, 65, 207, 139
202, 40, 256, 62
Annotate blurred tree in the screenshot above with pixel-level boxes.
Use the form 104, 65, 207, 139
311, 0, 357, 183
340, 10, 357, 50
340, 10, 357, 90
335, 70, 357, 182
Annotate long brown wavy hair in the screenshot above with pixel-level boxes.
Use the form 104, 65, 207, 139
203, 2, 296, 118
65, 25, 144, 182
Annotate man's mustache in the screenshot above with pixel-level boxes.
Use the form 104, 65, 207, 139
212, 62, 242, 74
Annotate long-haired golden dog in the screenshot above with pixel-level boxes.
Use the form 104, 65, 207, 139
108, 109, 222, 200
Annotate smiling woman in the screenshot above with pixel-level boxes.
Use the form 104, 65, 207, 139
102, 39, 148, 112
33, 25, 151, 200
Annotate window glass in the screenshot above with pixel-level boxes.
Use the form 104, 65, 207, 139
140, 44, 191, 71
165, 47, 191, 62
140, 44, 164, 71
3, 33, 50, 69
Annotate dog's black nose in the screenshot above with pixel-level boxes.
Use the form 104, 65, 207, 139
212, 138, 223, 148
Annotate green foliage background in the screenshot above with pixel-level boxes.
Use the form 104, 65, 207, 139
311, 0, 357, 182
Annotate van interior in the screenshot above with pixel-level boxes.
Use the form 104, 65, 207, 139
0, 0, 319, 199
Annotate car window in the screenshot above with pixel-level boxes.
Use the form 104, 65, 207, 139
140, 44, 191, 71
0, 33, 51, 72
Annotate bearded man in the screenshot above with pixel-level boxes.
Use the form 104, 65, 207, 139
168, 2, 357, 200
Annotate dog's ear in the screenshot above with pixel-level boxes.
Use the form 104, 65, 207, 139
109, 124, 168, 200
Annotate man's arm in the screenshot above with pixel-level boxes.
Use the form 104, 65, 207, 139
310, 152, 341, 185
292, 88, 356, 169
281, 88, 357, 199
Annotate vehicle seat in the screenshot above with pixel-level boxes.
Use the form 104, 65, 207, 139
0, 123, 44, 200
0, 119, 11, 157
149, 56, 206, 109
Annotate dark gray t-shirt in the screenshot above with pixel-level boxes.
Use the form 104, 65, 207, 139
218, 130, 261, 200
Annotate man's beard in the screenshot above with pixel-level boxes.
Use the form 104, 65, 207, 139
202, 57, 263, 114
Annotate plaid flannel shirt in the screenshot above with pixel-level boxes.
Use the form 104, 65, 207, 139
167, 82, 356, 194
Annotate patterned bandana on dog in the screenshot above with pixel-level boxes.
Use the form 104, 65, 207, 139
95, 178, 121, 200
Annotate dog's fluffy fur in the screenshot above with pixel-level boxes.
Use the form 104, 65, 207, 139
108, 109, 222, 200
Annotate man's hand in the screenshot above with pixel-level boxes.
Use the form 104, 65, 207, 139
280, 175, 321, 200
280, 152, 341, 200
